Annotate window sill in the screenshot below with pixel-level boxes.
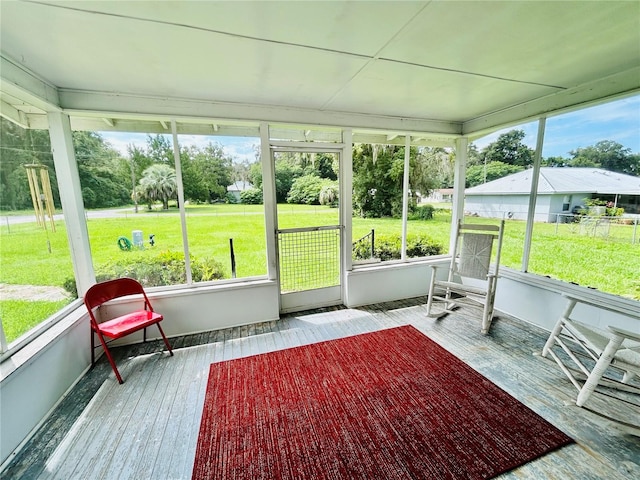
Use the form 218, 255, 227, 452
0, 304, 87, 383
350, 255, 450, 273
499, 268, 640, 318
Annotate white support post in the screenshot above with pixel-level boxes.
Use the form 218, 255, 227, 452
47, 112, 95, 297
451, 137, 468, 254
170, 119, 192, 284
260, 123, 278, 281
522, 117, 546, 272
401, 135, 411, 260
342, 129, 353, 276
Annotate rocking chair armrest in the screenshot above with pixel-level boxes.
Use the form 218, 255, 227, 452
607, 326, 640, 343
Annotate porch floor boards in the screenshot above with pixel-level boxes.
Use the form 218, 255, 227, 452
4, 297, 639, 479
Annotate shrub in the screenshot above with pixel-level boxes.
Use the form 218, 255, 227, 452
287, 175, 325, 205
409, 204, 435, 220
240, 188, 263, 204
352, 233, 442, 261
373, 234, 403, 261
606, 205, 624, 217
64, 250, 226, 298
352, 238, 375, 260
406, 234, 443, 257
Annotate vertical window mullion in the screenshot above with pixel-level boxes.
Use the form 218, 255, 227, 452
170, 118, 192, 284
401, 134, 410, 260
522, 117, 546, 272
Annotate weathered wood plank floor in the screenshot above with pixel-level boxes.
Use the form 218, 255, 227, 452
4, 297, 639, 479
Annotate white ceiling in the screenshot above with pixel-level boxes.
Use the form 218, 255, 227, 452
1, 0, 639, 137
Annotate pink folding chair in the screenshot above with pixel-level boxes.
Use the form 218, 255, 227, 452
84, 277, 173, 384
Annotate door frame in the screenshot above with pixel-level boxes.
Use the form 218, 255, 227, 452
270, 143, 345, 313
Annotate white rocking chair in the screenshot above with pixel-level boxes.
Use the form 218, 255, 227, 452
542, 296, 640, 406
426, 219, 505, 334
541, 295, 640, 434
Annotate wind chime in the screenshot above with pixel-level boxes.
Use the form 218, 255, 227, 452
25, 164, 56, 233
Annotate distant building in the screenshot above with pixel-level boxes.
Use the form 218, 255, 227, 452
464, 168, 640, 222
422, 188, 454, 204
227, 180, 253, 202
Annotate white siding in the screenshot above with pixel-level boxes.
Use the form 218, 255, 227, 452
464, 194, 552, 222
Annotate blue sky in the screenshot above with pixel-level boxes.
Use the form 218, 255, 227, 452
100, 95, 639, 162
472, 95, 640, 158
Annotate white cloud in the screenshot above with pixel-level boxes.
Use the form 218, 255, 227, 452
101, 131, 149, 155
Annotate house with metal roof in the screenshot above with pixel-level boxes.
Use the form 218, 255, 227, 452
226, 180, 254, 202
465, 168, 640, 221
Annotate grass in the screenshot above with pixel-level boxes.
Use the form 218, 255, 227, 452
0, 299, 70, 342
1, 204, 638, 343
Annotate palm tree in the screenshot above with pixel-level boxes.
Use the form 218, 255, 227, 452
137, 164, 177, 210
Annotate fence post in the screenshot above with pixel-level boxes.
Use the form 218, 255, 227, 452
229, 238, 236, 278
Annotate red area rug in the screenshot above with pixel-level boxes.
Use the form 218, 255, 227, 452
192, 326, 572, 479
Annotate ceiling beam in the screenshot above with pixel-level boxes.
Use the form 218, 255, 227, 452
0, 99, 30, 128
0, 55, 61, 113
57, 89, 462, 136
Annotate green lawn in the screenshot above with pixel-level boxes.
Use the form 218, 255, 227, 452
1, 204, 638, 343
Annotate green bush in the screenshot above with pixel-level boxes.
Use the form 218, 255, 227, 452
353, 233, 442, 261
409, 204, 435, 220
352, 237, 375, 260
606, 206, 624, 217
372, 234, 403, 261
287, 175, 325, 205
240, 188, 263, 204
406, 234, 443, 257
64, 250, 226, 298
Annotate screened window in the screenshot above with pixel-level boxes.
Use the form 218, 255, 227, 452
406, 146, 455, 260
179, 133, 266, 281
465, 122, 539, 271
79, 131, 187, 289
351, 143, 407, 264
0, 118, 75, 348
530, 97, 640, 299
78, 128, 267, 289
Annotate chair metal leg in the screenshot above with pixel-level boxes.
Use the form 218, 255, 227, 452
156, 323, 174, 356
95, 331, 124, 384
91, 329, 96, 366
